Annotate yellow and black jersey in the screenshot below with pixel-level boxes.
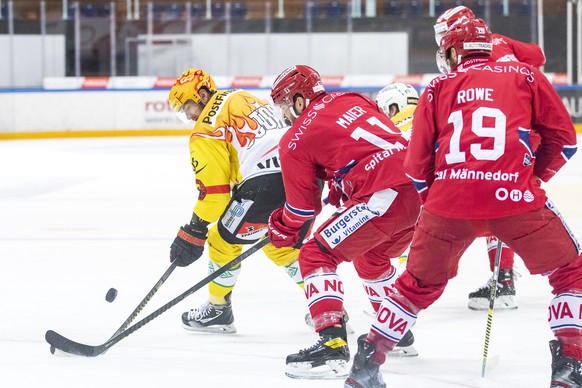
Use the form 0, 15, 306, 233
391, 105, 416, 133
190, 89, 289, 222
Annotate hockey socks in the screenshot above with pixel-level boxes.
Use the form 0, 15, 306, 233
361, 267, 398, 312
368, 296, 418, 364
304, 272, 344, 331
549, 293, 582, 361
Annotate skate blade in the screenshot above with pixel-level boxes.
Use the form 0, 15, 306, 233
182, 323, 237, 334
468, 296, 518, 311
346, 323, 355, 335
387, 344, 418, 358
285, 359, 349, 380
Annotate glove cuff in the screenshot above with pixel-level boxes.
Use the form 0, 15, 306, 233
178, 227, 206, 246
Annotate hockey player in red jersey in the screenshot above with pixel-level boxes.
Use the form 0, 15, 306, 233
346, 18, 582, 388
267, 65, 421, 379
434, 5, 546, 311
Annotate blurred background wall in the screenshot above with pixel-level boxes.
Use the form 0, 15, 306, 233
3, 0, 582, 136
0, 0, 569, 85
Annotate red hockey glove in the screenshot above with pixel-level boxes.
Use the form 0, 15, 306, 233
268, 208, 302, 248
328, 180, 347, 207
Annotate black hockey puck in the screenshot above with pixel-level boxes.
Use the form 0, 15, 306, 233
105, 287, 118, 303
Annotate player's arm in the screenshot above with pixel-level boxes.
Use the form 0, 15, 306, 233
403, 89, 437, 202
170, 136, 233, 267
268, 151, 320, 248
531, 68, 578, 182
190, 136, 233, 222
507, 35, 546, 68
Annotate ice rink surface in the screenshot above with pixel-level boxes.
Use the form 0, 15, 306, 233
1, 136, 582, 387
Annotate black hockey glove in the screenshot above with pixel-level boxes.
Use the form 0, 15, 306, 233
170, 215, 209, 267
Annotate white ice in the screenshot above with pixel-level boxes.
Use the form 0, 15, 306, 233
1, 136, 581, 388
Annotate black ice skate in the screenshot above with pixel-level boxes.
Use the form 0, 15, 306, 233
468, 269, 517, 310
181, 293, 236, 334
550, 340, 582, 388
344, 334, 386, 388
286, 323, 350, 380
387, 329, 418, 357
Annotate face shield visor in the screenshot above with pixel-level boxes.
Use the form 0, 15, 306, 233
175, 110, 191, 125
173, 100, 201, 125
271, 102, 292, 126
434, 22, 448, 45
436, 48, 450, 74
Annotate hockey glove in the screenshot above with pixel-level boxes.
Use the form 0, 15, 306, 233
327, 180, 347, 207
170, 216, 209, 267
268, 207, 302, 248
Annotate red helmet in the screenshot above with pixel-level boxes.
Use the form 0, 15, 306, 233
440, 17, 492, 63
434, 6, 476, 45
270, 65, 326, 107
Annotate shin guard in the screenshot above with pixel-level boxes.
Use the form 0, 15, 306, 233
549, 293, 582, 361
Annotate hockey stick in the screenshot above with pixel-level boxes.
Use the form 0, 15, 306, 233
481, 238, 503, 377
108, 262, 177, 338
50, 261, 177, 355
46, 237, 270, 357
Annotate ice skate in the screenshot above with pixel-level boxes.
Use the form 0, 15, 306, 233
387, 329, 418, 357
305, 308, 355, 334
286, 323, 350, 380
468, 269, 517, 310
550, 340, 582, 388
182, 293, 236, 334
344, 334, 386, 388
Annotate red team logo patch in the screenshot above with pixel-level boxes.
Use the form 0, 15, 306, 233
196, 179, 207, 200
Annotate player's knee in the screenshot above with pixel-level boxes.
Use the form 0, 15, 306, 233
298, 240, 338, 277
263, 243, 298, 267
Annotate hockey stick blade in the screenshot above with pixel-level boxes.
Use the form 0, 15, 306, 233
45, 237, 270, 357
46, 330, 107, 357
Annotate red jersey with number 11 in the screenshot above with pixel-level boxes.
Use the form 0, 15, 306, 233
278, 92, 411, 228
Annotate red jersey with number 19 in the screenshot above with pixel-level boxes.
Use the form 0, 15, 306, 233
279, 92, 411, 228
405, 57, 577, 219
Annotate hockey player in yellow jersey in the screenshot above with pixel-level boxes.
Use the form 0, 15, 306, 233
168, 68, 310, 333
375, 82, 418, 134
375, 83, 419, 268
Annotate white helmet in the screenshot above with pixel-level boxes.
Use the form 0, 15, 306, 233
375, 83, 419, 116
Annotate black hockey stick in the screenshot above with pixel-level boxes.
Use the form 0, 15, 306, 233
108, 262, 177, 338
481, 239, 503, 377
50, 261, 177, 355
46, 237, 270, 357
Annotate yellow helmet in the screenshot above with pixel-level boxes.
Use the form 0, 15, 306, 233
168, 68, 217, 112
